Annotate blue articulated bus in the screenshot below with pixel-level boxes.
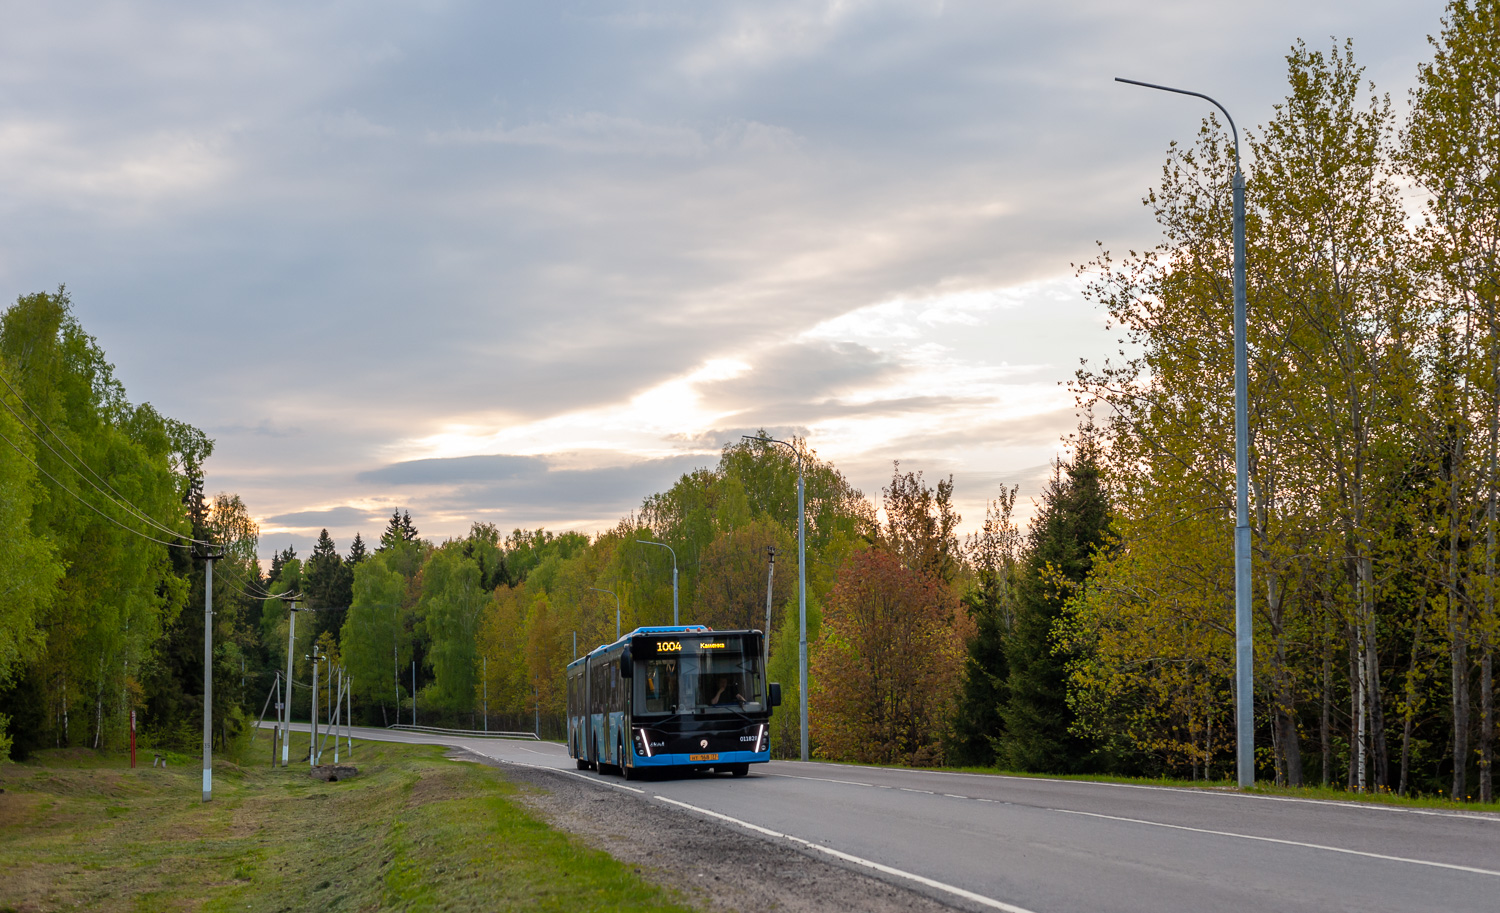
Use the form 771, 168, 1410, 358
567, 625, 782, 779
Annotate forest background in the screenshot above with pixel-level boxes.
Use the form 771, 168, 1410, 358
3, 0, 1499, 805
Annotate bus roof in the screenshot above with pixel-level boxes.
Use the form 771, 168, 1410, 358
566, 625, 762, 669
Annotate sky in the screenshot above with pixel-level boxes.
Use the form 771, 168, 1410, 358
0, 0, 1451, 560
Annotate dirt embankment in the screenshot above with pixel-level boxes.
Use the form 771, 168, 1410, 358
452, 750, 961, 913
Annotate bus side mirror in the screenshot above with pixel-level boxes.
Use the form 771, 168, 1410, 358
769, 683, 782, 708
620, 648, 633, 679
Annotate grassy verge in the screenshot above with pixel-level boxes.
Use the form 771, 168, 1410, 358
0, 734, 697, 913
811, 757, 1500, 813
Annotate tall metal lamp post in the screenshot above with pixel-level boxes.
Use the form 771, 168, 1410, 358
591, 587, 622, 640
1117, 76, 1253, 787
635, 540, 678, 625
743, 434, 808, 763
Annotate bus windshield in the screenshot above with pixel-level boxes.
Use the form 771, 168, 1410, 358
634, 635, 763, 715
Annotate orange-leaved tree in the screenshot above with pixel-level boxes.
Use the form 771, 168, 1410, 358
811, 547, 968, 766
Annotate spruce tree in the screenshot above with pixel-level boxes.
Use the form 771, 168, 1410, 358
399, 510, 419, 542
949, 485, 1022, 767
304, 529, 347, 639
1000, 435, 1111, 773
378, 510, 404, 551
270, 545, 297, 583
347, 532, 368, 566
949, 590, 1010, 766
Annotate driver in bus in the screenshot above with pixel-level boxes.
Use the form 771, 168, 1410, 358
710, 674, 745, 706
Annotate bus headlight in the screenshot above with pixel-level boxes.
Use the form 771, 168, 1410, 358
635, 728, 654, 757
754, 724, 767, 753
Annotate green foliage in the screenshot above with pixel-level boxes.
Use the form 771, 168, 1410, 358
419, 543, 488, 714
1000, 439, 1111, 774
342, 549, 411, 720
0, 289, 198, 755
812, 547, 968, 766
0, 356, 62, 709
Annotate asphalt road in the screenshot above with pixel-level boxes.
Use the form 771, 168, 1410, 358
270, 723, 1500, 912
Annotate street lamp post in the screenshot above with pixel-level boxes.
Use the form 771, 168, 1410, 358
1117, 76, 1253, 787
590, 587, 622, 640
743, 434, 808, 763
635, 540, 678, 625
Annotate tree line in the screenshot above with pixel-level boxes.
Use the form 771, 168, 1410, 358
1063, 3, 1500, 801
5, 3, 1497, 807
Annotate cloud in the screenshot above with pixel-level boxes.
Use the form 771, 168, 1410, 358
357, 454, 547, 485
1, 0, 1452, 548
263, 505, 385, 530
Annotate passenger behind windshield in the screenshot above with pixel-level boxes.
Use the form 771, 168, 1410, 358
643, 658, 678, 712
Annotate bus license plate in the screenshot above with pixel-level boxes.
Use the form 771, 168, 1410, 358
690, 753, 719, 762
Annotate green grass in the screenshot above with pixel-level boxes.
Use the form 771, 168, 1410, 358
0, 734, 697, 912
813, 757, 1500, 812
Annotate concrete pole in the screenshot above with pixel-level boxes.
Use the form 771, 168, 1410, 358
333, 669, 341, 764
202, 553, 216, 802
412, 661, 416, 726
282, 603, 296, 767
311, 648, 319, 767
483, 656, 488, 733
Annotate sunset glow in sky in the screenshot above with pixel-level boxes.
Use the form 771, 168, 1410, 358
0, 1, 1448, 557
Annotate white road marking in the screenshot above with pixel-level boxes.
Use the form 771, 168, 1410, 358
770, 769, 1497, 874
502, 759, 647, 795
1053, 808, 1500, 878
653, 795, 1039, 913
803, 761, 1500, 823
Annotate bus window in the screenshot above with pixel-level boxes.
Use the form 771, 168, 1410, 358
690, 650, 763, 711
638, 658, 679, 713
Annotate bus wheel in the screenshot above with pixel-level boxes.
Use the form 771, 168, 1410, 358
729, 763, 749, 777
576, 758, 590, 770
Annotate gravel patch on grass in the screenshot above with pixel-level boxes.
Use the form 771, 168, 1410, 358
450, 750, 960, 913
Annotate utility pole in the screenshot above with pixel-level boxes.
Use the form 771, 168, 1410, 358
282, 602, 298, 767
202, 548, 219, 803
483, 655, 488, 733
311, 646, 320, 767
333, 667, 342, 764
412, 661, 417, 726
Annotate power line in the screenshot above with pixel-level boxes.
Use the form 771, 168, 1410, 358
0, 373, 210, 546
0, 423, 194, 550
